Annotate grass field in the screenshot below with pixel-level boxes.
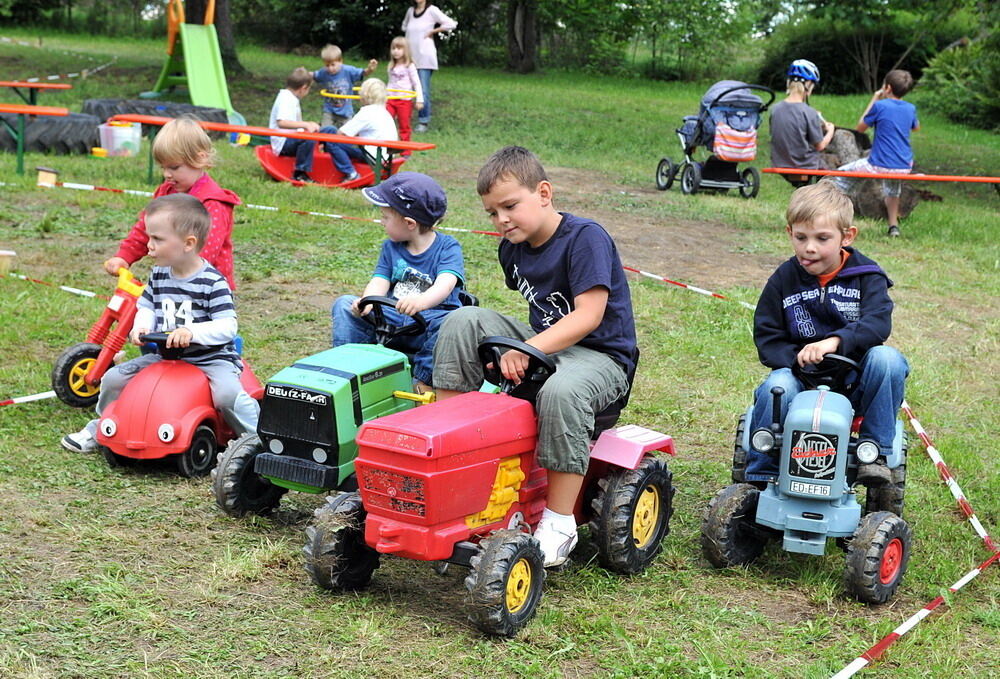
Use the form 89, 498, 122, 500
1, 31, 998, 678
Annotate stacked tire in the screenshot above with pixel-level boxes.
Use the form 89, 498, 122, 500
0, 112, 101, 155
82, 99, 228, 138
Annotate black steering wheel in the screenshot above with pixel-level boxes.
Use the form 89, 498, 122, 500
477, 336, 556, 397
794, 353, 861, 394
140, 331, 209, 361
358, 296, 428, 347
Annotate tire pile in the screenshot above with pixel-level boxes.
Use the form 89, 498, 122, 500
0, 99, 229, 155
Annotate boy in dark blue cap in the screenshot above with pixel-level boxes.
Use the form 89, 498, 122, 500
331, 172, 465, 392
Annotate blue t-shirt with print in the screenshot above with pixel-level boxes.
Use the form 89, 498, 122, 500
864, 98, 918, 169
498, 213, 638, 375
373, 233, 465, 310
313, 64, 365, 116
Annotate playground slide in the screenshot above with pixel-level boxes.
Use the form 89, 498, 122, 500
178, 23, 244, 125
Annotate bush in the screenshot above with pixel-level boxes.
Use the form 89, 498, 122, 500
758, 12, 974, 94
918, 36, 1000, 131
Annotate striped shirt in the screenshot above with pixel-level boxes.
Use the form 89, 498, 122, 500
139, 262, 239, 365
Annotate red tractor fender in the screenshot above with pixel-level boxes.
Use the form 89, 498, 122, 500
589, 424, 675, 470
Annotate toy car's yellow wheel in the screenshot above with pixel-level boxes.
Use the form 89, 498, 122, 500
631, 484, 660, 550
466, 530, 545, 637
51, 343, 103, 408
505, 557, 533, 614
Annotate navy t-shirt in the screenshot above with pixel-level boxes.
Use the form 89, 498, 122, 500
498, 213, 637, 374
374, 232, 465, 310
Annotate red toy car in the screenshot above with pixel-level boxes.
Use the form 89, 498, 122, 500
304, 338, 676, 636
52, 268, 144, 407
255, 145, 407, 188
96, 332, 264, 477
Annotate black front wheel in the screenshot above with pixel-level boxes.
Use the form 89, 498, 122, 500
304, 492, 380, 591
212, 433, 288, 517
52, 342, 103, 408
589, 456, 674, 575
680, 162, 702, 195
844, 511, 911, 604
655, 157, 675, 191
701, 484, 770, 567
739, 167, 761, 199
175, 425, 218, 478
465, 530, 545, 637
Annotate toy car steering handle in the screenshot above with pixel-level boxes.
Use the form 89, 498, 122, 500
477, 336, 556, 394
139, 332, 212, 361
358, 296, 428, 344
794, 353, 861, 393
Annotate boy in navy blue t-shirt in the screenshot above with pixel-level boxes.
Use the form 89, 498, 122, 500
331, 172, 464, 392
433, 146, 638, 568
834, 70, 919, 238
314, 44, 378, 127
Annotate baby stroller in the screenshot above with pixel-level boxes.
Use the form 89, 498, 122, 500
655, 80, 774, 199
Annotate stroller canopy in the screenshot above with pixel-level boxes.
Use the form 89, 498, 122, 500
701, 80, 764, 110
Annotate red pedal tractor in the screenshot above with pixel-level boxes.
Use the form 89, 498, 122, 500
304, 337, 676, 636
51, 268, 144, 408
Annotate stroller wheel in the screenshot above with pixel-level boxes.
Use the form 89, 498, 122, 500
680, 162, 702, 195
655, 158, 676, 191
739, 167, 761, 199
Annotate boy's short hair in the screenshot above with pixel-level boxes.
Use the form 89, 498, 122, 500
787, 181, 854, 234
152, 116, 216, 169
359, 78, 387, 106
286, 67, 314, 90
884, 70, 914, 97
320, 44, 343, 63
144, 193, 212, 250
362, 171, 447, 231
477, 145, 548, 196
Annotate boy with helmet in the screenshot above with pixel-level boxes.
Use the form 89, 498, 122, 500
769, 59, 836, 187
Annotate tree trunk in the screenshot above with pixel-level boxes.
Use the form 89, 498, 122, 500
506, 0, 538, 74
184, 0, 245, 75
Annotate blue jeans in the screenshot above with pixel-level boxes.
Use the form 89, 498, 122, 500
279, 125, 340, 173
417, 69, 433, 124
331, 295, 451, 386
745, 345, 909, 481
326, 139, 365, 177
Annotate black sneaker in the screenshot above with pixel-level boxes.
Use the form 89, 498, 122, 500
293, 171, 315, 184
887, 225, 901, 238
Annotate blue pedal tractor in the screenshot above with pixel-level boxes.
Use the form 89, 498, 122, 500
701, 354, 910, 603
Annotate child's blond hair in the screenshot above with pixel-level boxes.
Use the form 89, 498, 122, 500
144, 193, 212, 249
477, 146, 548, 196
320, 44, 343, 63
787, 181, 854, 235
286, 66, 313, 91
785, 79, 814, 97
359, 78, 388, 106
152, 117, 216, 169
389, 36, 413, 68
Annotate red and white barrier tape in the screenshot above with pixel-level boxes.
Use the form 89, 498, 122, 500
831, 550, 1000, 679
0, 389, 56, 407
0, 36, 117, 80
901, 400, 998, 553
624, 265, 757, 310
7, 272, 110, 300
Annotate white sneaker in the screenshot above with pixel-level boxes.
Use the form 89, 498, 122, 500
61, 428, 97, 453
342, 171, 360, 183
534, 515, 579, 567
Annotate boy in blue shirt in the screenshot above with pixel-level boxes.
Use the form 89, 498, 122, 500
432, 146, 638, 568
314, 44, 378, 128
747, 181, 908, 485
834, 70, 920, 238
331, 172, 464, 393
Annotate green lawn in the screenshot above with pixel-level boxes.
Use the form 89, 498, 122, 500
1, 31, 998, 678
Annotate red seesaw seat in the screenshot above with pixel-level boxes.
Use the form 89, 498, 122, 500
255, 145, 407, 189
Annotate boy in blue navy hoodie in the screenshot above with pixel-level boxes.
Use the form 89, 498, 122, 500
747, 181, 909, 484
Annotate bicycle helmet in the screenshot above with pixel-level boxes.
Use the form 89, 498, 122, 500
787, 59, 820, 83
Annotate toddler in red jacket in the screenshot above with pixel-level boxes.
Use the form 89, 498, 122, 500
103, 117, 241, 289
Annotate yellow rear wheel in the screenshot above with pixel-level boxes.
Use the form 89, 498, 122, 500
632, 484, 661, 550
505, 558, 532, 614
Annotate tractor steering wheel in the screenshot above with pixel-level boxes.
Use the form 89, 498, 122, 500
477, 336, 556, 397
140, 332, 209, 361
794, 353, 861, 394
358, 296, 428, 347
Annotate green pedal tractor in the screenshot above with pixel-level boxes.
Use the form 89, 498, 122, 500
212, 297, 432, 517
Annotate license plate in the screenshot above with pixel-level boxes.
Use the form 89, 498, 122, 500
790, 481, 830, 496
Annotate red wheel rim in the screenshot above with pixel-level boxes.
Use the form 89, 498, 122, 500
879, 538, 903, 584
